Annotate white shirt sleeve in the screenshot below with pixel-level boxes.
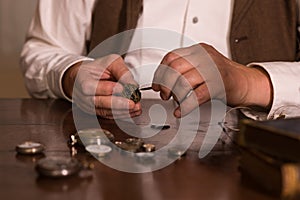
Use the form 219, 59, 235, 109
20, 0, 95, 100
247, 62, 300, 119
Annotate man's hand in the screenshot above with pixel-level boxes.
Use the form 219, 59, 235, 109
152, 43, 272, 118
63, 54, 142, 119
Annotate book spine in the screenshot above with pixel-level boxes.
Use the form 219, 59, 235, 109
282, 164, 300, 198
237, 119, 300, 162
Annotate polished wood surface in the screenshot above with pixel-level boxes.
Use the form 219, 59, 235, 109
0, 99, 279, 200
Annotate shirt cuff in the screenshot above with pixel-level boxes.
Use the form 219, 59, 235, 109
248, 62, 300, 119
47, 55, 94, 102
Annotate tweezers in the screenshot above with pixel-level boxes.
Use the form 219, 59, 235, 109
139, 86, 153, 91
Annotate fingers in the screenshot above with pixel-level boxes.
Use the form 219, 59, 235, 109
95, 108, 142, 119
152, 55, 196, 99
93, 95, 136, 110
161, 46, 196, 65
152, 43, 230, 118
174, 83, 210, 118
152, 47, 193, 91
71, 55, 142, 119
105, 55, 137, 85
152, 52, 182, 90
77, 97, 142, 119
171, 69, 204, 103
80, 54, 137, 85
96, 101, 142, 119
73, 85, 142, 119
76, 101, 141, 119
80, 80, 124, 96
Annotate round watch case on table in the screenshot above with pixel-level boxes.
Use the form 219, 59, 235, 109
16, 141, 45, 155
36, 156, 82, 178
73, 128, 115, 146
85, 144, 112, 157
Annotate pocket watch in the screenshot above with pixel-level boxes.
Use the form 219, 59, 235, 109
16, 141, 45, 155
36, 156, 81, 178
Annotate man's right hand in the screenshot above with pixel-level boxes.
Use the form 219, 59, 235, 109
62, 54, 142, 119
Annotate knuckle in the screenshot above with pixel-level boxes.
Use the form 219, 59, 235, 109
199, 42, 210, 48
81, 80, 93, 95
96, 109, 108, 118
112, 97, 126, 109
170, 59, 182, 68
199, 43, 215, 53
109, 54, 122, 62
177, 76, 191, 89
101, 54, 123, 68
93, 96, 99, 107
164, 52, 178, 64
109, 53, 121, 59
170, 59, 188, 71
113, 97, 123, 106
196, 86, 209, 103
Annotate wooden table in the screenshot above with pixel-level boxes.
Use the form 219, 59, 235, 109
0, 99, 280, 200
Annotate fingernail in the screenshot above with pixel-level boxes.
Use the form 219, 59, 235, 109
127, 100, 135, 110
131, 110, 142, 117
160, 93, 167, 100
151, 84, 159, 91
174, 109, 181, 118
133, 104, 141, 111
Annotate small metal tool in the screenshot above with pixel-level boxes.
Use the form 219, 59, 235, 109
139, 86, 153, 91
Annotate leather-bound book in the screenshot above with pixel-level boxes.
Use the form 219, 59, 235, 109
239, 148, 300, 198
238, 117, 300, 162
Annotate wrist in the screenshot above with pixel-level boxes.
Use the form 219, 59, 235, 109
62, 62, 82, 99
245, 67, 273, 108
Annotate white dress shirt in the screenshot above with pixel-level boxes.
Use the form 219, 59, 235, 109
21, 0, 300, 119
